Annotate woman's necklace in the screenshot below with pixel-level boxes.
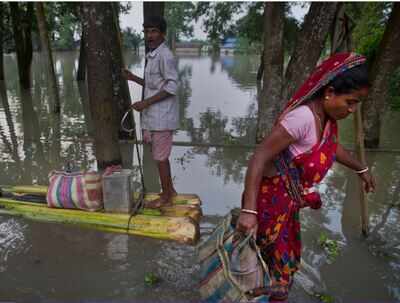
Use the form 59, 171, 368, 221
312, 103, 324, 133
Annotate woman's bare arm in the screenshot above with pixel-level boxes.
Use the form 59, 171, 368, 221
237, 124, 295, 233
336, 143, 376, 193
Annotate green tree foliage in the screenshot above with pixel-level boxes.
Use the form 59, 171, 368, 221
347, 3, 399, 111
121, 27, 142, 51
43, 2, 80, 50
194, 2, 300, 54
235, 3, 263, 44
347, 2, 392, 62
165, 2, 195, 42
1, 2, 132, 51
235, 3, 300, 54
193, 2, 243, 50
1, 4, 14, 53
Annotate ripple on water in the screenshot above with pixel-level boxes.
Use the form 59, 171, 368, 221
0, 218, 29, 272
157, 242, 199, 290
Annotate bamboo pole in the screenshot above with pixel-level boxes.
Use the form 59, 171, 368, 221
330, 6, 369, 237
354, 104, 369, 237
3, 185, 202, 222
0, 198, 200, 244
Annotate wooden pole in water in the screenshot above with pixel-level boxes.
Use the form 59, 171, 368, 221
330, 5, 369, 237
354, 105, 369, 237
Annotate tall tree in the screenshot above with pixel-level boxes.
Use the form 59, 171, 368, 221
76, 31, 86, 81
121, 27, 141, 52
82, 2, 123, 168
35, 2, 61, 114
330, 3, 354, 54
256, 3, 284, 141
362, 3, 400, 148
165, 2, 194, 52
111, 2, 134, 139
281, 2, 339, 103
193, 2, 242, 52
9, 2, 34, 89
256, 2, 339, 141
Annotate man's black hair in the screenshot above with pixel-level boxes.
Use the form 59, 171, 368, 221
143, 15, 167, 34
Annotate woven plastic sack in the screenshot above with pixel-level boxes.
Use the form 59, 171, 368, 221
46, 170, 103, 211
198, 210, 271, 302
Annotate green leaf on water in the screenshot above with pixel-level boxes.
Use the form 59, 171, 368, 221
314, 292, 335, 303
318, 232, 340, 262
144, 272, 160, 286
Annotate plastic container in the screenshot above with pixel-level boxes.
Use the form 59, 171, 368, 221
102, 169, 134, 213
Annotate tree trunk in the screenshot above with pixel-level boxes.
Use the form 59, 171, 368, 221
362, 3, 400, 148
78, 81, 94, 137
10, 3, 33, 89
330, 3, 354, 54
111, 3, 134, 139
0, 4, 4, 81
170, 31, 177, 53
256, 3, 285, 142
82, 3, 122, 169
77, 33, 86, 81
282, 2, 339, 103
256, 50, 264, 82
35, 2, 61, 114
76, 4, 86, 81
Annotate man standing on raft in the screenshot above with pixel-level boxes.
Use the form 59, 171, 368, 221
123, 16, 179, 208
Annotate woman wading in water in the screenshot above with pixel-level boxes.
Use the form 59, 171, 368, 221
236, 53, 376, 302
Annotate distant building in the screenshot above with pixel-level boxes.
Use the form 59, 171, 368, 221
220, 37, 237, 55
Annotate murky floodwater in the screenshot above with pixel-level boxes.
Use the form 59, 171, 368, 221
0, 51, 399, 302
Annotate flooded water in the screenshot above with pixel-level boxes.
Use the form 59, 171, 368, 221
0, 51, 399, 302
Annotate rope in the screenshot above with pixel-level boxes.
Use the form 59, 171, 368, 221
121, 107, 146, 193
215, 214, 270, 300
121, 108, 146, 230
121, 55, 147, 230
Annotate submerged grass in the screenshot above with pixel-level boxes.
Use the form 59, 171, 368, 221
318, 232, 340, 263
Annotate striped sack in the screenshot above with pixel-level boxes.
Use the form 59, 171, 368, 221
46, 171, 103, 211
198, 211, 271, 302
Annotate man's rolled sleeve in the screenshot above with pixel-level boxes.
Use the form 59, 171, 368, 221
160, 53, 178, 95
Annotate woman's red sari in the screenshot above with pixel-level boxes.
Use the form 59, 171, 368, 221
255, 53, 366, 301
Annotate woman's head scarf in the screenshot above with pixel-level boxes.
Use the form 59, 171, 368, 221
277, 52, 366, 122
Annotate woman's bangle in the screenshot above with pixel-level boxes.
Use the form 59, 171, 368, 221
356, 167, 369, 174
241, 209, 258, 216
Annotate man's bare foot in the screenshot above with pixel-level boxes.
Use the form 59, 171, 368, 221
158, 191, 178, 198
145, 194, 174, 209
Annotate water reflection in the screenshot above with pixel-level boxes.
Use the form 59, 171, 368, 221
0, 81, 20, 167
77, 81, 94, 138
220, 54, 259, 90
0, 218, 28, 273
20, 88, 47, 184
298, 151, 400, 301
